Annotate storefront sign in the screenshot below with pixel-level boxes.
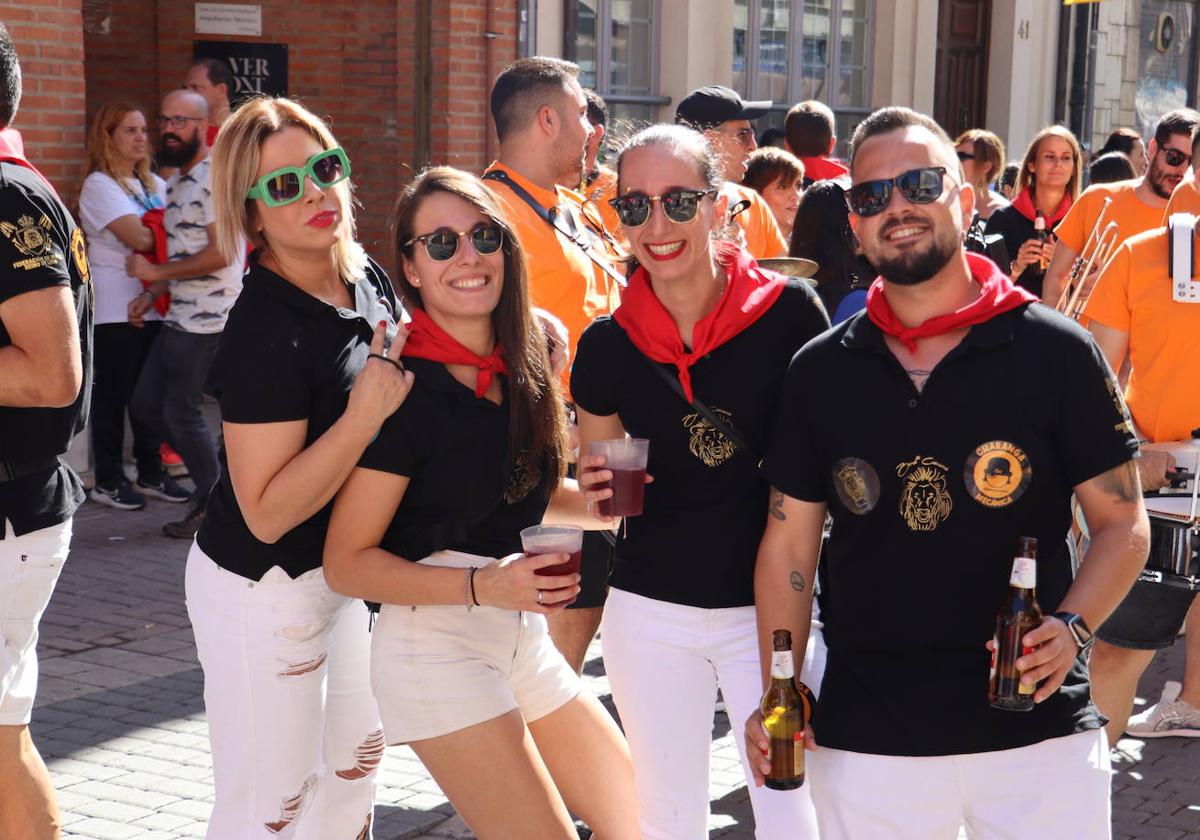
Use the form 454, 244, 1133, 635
195, 3, 262, 37
193, 41, 288, 103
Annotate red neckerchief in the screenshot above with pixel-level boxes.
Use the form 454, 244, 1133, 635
0, 128, 61, 201
614, 243, 787, 402
1011, 187, 1072, 225
402, 307, 508, 399
866, 252, 1037, 353
800, 156, 850, 183
138, 208, 170, 316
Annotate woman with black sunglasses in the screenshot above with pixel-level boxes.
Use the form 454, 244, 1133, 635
323, 166, 639, 839
570, 124, 829, 840
188, 97, 413, 838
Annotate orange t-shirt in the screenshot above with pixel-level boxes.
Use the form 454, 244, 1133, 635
1084, 226, 1200, 444
483, 161, 622, 390
1164, 172, 1200, 218
1054, 180, 1167, 255
723, 182, 788, 259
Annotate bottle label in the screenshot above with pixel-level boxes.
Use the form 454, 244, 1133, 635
770, 650, 794, 680
794, 732, 804, 774
1008, 557, 1036, 589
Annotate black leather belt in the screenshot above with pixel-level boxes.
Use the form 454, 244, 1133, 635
0, 457, 59, 483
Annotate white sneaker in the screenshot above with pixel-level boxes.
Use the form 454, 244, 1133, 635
1126, 681, 1200, 738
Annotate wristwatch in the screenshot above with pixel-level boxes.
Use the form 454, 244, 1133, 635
1052, 611, 1094, 653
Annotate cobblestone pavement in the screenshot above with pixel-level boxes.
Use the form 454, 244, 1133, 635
28, 499, 1200, 839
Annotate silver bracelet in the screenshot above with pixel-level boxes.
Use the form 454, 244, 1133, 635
463, 567, 475, 612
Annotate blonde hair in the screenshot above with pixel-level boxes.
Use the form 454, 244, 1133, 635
1016, 125, 1082, 201
209, 96, 367, 280
83, 101, 153, 187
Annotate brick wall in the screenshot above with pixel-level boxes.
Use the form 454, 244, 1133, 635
4, 0, 87, 199
76, 0, 517, 266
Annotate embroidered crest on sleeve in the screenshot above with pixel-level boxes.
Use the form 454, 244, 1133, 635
1, 214, 63, 272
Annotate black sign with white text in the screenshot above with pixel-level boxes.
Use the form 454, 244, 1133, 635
193, 41, 287, 103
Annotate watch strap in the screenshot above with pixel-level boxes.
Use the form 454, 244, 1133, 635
1051, 611, 1093, 649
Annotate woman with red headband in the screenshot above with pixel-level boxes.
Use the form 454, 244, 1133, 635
571, 123, 830, 839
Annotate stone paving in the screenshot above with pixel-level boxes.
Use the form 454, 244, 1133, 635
26, 497, 1200, 839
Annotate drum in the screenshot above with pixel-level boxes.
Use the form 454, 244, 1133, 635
1139, 512, 1200, 591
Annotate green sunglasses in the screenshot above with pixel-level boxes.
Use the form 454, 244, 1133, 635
246, 147, 351, 207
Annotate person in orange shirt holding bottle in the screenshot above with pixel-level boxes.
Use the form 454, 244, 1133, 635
675, 85, 789, 260
483, 57, 624, 679
1043, 109, 1198, 309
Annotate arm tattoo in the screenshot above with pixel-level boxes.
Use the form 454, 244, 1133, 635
790, 571, 806, 592
1097, 460, 1139, 503
769, 488, 786, 521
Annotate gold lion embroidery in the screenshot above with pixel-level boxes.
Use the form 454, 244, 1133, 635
896, 455, 953, 531
683, 409, 738, 467
504, 451, 542, 504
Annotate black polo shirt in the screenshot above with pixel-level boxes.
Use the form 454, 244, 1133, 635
984, 206, 1060, 299
570, 280, 830, 609
357, 358, 553, 561
196, 253, 399, 580
764, 303, 1138, 756
0, 162, 93, 538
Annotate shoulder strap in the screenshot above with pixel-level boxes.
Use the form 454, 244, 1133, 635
483, 169, 627, 288
640, 351, 760, 464
1169, 213, 1196, 291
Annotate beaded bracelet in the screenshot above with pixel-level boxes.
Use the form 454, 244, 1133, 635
463, 567, 474, 612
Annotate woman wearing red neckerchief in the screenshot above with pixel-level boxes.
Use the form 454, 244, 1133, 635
984, 125, 1082, 298
571, 125, 830, 839
323, 167, 639, 839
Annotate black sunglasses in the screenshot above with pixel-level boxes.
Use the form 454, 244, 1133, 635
1159, 146, 1190, 167
846, 166, 950, 217
608, 189, 716, 228
404, 223, 504, 261
956, 150, 976, 161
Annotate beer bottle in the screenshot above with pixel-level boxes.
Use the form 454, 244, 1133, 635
1034, 210, 1050, 270
760, 629, 813, 790
988, 537, 1043, 711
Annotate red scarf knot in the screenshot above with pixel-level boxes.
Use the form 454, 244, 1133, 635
613, 243, 787, 402
1011, 187, 1072, 226
865, 252, 1038, 353
402, 307, 508, 399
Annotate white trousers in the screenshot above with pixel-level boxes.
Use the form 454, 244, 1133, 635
810, 729, 1112, 840
0, 518, 71, 725
600, 587, 826, 840
185, 543, 382, 839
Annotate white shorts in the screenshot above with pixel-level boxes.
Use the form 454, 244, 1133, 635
0, 518, 72, 726
371, 550, 581, 744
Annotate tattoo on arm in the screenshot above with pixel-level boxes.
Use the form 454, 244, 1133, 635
1097, 460, 1139, 503
769, 488, 786, 521
790, 571, 805, 592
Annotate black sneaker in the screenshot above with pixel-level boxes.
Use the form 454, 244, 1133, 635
163, 501, 206, 539
90, 481, 146, 511
136, 475, 191, 504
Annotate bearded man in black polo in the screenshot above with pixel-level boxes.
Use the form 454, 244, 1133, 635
744, 107, 1148, 839
0, 25, 92, 839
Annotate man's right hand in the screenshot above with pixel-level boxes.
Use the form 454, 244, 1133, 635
1138, 447, 1178, 492
127, 292, 154, 327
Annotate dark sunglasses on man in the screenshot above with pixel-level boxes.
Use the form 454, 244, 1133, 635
846, 166, 951, 217
1159, 146, 1190, 167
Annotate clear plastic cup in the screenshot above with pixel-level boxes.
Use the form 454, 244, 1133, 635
520, 525, 584, 578
588, 438, 650, 517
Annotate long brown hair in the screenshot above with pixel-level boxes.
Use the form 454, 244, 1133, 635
391, 166, 566, 486
83, 101, 153, 190
1016, 125, 1082, 200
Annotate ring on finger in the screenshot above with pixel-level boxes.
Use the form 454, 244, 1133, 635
368, 352, 405, 372
537, 590, 544, 605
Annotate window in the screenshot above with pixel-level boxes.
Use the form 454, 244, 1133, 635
733, 0, 873, 156
518, 0, 536, 58
565, 0, 665, 125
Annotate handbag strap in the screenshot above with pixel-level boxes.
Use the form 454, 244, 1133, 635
483, 169, 627, 288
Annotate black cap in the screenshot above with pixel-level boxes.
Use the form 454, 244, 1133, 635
675, 85, 772, 131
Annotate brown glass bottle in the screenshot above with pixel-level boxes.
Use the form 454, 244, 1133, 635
1034, 211, 1050, 270
760, 629, 813, 790
988, 537, 1043, 711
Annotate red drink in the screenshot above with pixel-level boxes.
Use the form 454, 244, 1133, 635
533, 549, 582, 577
596, 467, 647, 517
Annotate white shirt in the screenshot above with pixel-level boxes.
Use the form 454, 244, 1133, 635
78, 171, 166, 326
164, 155, 244, 334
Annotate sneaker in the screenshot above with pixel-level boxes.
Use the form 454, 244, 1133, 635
90, 481, 146, 511
136, 475, 191, 504
163, 501, 206, 539
1126, 681, 1200, 738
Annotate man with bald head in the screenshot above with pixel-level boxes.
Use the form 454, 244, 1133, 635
128, 89, 244, 539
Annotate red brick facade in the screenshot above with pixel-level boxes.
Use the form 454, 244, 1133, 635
12, 0, 516, 264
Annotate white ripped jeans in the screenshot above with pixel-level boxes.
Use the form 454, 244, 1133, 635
185, 542, 382, 839
600, 587, 826, 840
